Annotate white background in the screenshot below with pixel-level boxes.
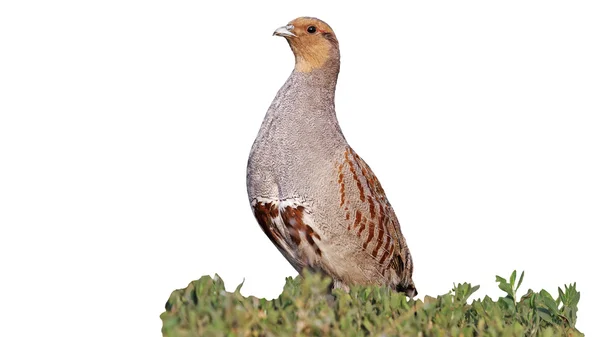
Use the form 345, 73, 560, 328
1, 1, 599, 336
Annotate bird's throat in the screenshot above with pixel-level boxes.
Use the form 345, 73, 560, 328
290, 40, 337, 73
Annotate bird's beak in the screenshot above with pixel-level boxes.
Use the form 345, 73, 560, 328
273, 25, 296, 37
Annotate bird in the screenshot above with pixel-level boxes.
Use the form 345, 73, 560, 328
246, 17, 416, 297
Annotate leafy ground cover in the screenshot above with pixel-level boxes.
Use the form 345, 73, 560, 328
161, 271, 581, 336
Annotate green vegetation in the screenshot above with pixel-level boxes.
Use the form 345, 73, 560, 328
161, 271, 582, 337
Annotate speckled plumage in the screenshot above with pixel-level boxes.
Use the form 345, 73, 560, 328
247, 17, 416, 296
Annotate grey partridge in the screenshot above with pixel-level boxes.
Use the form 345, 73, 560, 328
246, 17, 417, 297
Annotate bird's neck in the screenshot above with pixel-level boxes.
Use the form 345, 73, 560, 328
260, 64, 345, 143
293, 53, 340, 88
284, 67, 339, 117
290, 56, 340, 107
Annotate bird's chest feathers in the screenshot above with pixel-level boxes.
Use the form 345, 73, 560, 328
251, 109, 339, 186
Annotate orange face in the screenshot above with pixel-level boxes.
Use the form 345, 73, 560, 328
273, 17, 338, 72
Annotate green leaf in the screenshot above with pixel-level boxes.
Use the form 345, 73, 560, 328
510, 270, 517, 288
517, 271, 525, 292
540, 290, 559, 314
537, 308, 554, 324
234, 278, 245, 294
558, 287, 566, 305
573, 291, 581, 305
467, 285, 480, 300
498, 282, 513, 296
499, 297, 514, 311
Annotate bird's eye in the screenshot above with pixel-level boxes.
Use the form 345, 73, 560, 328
307, 26, 317, 34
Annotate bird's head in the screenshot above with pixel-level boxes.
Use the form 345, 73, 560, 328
273, 17, 339, 73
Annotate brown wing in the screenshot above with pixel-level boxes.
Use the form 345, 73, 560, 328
338, 147, 415, 294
